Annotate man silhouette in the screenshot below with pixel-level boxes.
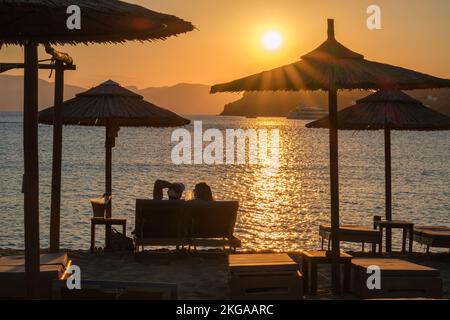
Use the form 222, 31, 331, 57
153, 179, 185, 200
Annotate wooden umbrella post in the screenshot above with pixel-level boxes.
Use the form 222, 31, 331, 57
105, 124, 113, 251
49, 61, 64, 253
384, 127, 393, 253
23, 42, 40, 299
327, 19, 341, 296
329, 87, 341, 295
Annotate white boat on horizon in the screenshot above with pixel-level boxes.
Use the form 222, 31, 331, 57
287, 105, 328, 120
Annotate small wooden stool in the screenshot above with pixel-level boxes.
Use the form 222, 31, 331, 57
301, 250, 353, 295
229, 253, 303, 300
90, 217, 127, 253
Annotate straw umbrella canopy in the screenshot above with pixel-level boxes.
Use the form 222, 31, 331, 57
210, 19, 450, 295
0, 0, 194, 45
39, 80, 191, 127
39, 80, 190, 247
0, 0, 193, 298
306, 90, 450, 130
306, 90, 450, 252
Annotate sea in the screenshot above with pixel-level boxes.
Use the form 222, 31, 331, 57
1, 112, 449, 252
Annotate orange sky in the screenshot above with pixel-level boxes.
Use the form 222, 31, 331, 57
1, 0, 449, 89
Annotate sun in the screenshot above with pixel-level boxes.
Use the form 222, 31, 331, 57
262, 31, 283, 51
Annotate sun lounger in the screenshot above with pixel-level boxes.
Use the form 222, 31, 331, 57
52, 280, 177, 300
134, 200, 189, 250
320, 224, 382, 253
0, 252, 71, 299
229, 254, 303, 300
350, 258, 442, 299
134, 200, 241, 252
188, 201, 241, 251
0, 251, 70, 268
413, 226, 450, 253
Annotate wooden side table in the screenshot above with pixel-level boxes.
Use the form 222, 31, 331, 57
301, 250, 353, 295
374, 219, 414, 254
90, 217, 127, 253
229, 253, 303, 300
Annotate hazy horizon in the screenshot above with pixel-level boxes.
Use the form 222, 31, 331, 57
0, 0, 449, 90
0, 74, 242, 114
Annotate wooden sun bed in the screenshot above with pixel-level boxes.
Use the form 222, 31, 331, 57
135, 200, 241, 252
350, 258, 442, 299
228, 254, 303, 300
320, 224, 382, 253
52, 280, 177, 300
0, 251, 70, 267
414, 226, 450, 253
188, 200, 241, 250
0, 252, 71, 299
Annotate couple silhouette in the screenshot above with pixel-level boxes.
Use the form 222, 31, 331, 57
153, 180, 213, 201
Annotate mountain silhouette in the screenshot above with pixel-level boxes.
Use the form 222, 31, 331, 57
221, 89, 450, 117
1, 75, 448, 117
0, 75, 239, 115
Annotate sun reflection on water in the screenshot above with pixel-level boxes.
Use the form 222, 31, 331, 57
0, 115, 449, 252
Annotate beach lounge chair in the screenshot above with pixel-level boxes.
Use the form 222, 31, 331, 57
135, 200, 188, 251
52, 280, 177, 300
188, 201, 241, 251
350, 258, 442, 299
0, 252, 72, 299
134, 200, 241, 252
320, 224, 382, 254
413, 226, 450, 253
229, 253, 303, 300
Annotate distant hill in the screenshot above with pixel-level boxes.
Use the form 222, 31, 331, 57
3, 74, 448, 117
0, 75, 240, 115
407, 89, 450, 117
221, 89, 450, 117
134, 83, 240, 115
0, 75, 85, 111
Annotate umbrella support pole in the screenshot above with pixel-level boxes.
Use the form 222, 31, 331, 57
385, 128, 392, 253
23, 42, 40, 299
104, 125, 114, 251
49, 61, 64, 253
329, 87, 341, 295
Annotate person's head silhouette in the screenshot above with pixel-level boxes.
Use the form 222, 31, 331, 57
194, 183, 213, 201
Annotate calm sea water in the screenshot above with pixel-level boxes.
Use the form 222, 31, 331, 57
1, 112, 449, 252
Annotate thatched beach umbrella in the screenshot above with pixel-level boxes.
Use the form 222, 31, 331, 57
39, 80, 191, 249
0, 0, 194, 44
210, 19, 450, 294
0, 0, 193, 298
306, 90, 450, 252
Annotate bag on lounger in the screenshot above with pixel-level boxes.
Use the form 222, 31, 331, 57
111, 228, 135, 252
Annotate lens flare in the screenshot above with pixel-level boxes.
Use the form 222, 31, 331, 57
262, 31, 283, 51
